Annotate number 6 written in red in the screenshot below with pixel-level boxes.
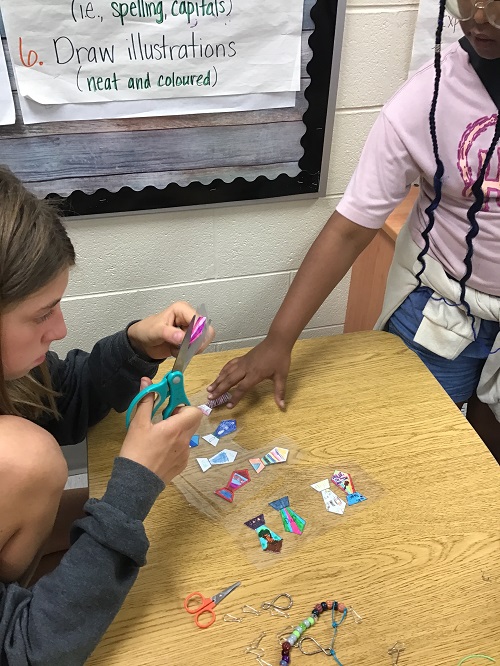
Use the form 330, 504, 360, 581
19, 37, 43, 67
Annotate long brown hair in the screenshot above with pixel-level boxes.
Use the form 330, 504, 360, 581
0, 166, 75, 418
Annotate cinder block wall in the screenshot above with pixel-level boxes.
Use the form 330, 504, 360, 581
53, 0, 418, 357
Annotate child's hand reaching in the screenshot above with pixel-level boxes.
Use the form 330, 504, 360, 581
207, 337, 291, 411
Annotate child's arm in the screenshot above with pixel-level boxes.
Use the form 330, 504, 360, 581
39, 328, 161, 446
208, 211, 378, 409
209, 97, 421, 409
0, 457, 164, 666
0, 398, 200, 666
40, 302, 214, 447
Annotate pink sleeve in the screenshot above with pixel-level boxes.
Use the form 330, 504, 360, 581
336, 110, 421, 229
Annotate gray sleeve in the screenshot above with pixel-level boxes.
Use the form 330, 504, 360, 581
0, 457, 165, 666
40, 326, 161, 447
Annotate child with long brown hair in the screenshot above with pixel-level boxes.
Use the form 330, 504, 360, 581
0, 165, 212, 664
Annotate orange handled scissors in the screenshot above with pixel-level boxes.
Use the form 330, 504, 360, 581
184, 581, 241, 629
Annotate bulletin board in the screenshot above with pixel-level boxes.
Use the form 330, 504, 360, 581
0, 0, 345, 217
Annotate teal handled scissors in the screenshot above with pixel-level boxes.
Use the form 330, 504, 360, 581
184, 581, 241, 629
125, 313, 209, 428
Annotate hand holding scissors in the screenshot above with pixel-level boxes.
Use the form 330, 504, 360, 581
184, 581, 241, 629
126, 311, 210, 427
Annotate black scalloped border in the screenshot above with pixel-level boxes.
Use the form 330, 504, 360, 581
50, 0, 337, 217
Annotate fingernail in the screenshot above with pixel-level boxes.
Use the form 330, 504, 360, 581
207, 393, 213, 399
140, 377, 148, 389
227, 403, 233, 409
173, 330, 184, 344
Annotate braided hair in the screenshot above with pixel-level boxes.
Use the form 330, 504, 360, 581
416, 0, 500, 339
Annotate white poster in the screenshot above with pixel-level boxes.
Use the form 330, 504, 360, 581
0, 41, 15, 125
409, 0, 463, 76
17, 90, 296, 124
1, 0, 303, 106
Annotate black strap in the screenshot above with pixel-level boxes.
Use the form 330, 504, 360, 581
459, 36, 500, 110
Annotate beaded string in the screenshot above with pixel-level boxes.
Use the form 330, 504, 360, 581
280, 600, 347, 665
329, 605, 347, 666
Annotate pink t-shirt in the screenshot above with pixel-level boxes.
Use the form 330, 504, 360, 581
336, 41, 500, 296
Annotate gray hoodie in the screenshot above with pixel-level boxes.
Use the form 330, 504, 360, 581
0, 328, 165, 665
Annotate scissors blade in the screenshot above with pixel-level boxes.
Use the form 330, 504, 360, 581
211, 581, 241, 606
172, 316, 195, 372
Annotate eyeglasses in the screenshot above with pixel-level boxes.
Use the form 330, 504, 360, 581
446, 0, 500, 27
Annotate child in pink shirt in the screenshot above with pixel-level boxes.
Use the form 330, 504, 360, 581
208, 0, 500, 460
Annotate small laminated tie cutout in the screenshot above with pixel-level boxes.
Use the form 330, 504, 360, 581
249, 447, 289, 473
310, 479, 346, 514
244, 514, 283, 553
268, 496, 306, 535
197, 449, 237, 472
203, 419, 237, 446
207, 392, 232, 408
189, 435, 199, 448
331, 470, 367, 505
215, 469, 250, 502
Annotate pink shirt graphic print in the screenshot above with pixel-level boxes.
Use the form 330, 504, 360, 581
337, 41, 500, 296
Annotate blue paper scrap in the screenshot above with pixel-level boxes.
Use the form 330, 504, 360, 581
214, 419, 237, 438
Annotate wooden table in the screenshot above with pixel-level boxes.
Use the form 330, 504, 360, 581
87, 332, 500, 666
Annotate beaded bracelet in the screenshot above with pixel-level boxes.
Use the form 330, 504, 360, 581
280, 600, 347, 666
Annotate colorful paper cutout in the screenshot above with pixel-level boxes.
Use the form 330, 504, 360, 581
210, 449, 238, 465
249, 458, 265, 473
347, 491, 367, 506
215, 469, 250, 502
244, 514, 283, 553
198, 404, 213, 416
202, 434, 220, 447
249, 447, 289, 473
311, 479, 346, 515
189, 435, 200, 448
203, 420, 237, 446
263, 447, 288, 464
207, 392, 232, 408
331, 470, 367, 505
214, 419, 237, 438
196, 458, 212, 472
331, 470, 354, 494
190, 316, 207, 343
269, 496, 306, 535
196, 449, 238, 471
